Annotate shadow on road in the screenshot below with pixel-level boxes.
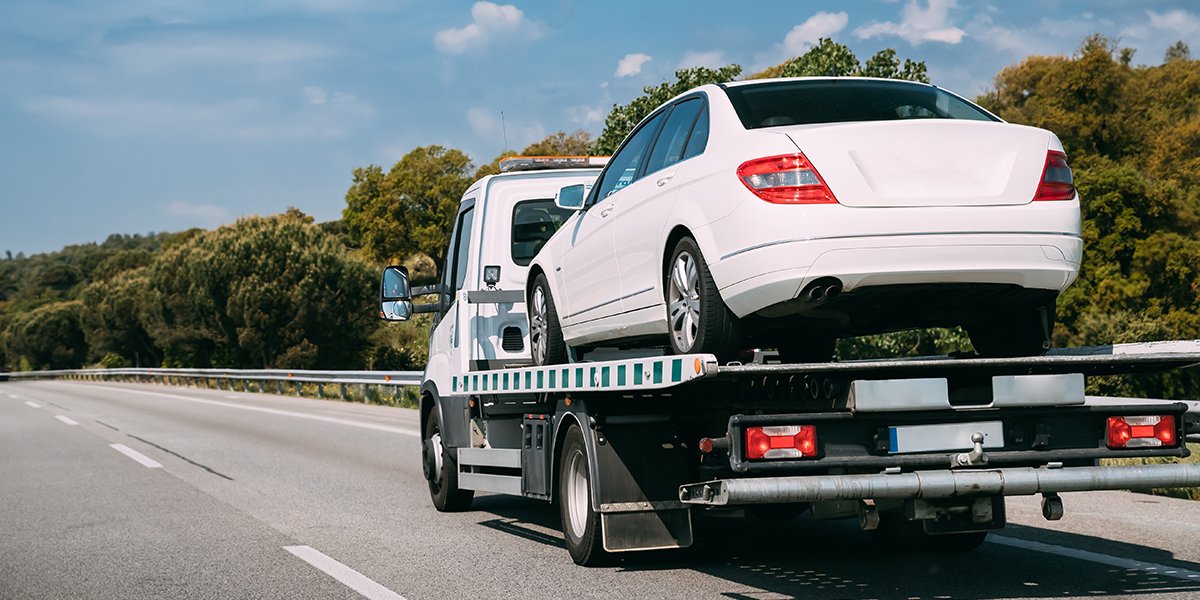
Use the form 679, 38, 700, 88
472, 495, 1200, 599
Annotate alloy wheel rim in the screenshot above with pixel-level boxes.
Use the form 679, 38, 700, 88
668, 252, 701, 351
531, 286, 547, 364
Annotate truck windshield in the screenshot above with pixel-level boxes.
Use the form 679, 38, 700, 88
723, 79, 998, 129
512, 199, 574, 266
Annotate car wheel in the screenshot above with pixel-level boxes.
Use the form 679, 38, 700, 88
529, 273, 567, 366
558, 424, 611, 566
666, 237, 741, 361
424, 406, 473, 512
968, 303, 1055, 358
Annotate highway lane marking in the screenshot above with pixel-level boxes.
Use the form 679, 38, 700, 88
110, 443, 164, 469
58, 384, 419, 437
990, 535, 1200, 582
25, 401, 42, 408
9, 393, 20, 399
55, 415, 78, 425
284, 545, 406, 600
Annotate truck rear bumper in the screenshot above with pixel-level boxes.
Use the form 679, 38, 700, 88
679, 464, 1200, 506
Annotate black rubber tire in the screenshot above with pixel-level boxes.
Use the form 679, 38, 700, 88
558, 424, 611, 566
968, 303, 1055, 358
777, 335, 837, 363
665, 237, 742, 362
870, 514, 988, 553
529, 273, 568, 366
424, 407, 473, 512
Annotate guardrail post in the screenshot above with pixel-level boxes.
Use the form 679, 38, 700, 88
317, 383, 324, 398
339, 383, 347, 401
295, 381, 301, 397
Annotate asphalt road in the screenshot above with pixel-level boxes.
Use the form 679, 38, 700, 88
2, 381, 1199, 600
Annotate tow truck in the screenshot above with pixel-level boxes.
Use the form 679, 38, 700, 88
378, 156, 1200, 566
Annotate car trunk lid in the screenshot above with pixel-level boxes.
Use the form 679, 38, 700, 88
777, 120, 1053, 207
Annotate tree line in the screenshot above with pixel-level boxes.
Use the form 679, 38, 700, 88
2, 36, 1197, 397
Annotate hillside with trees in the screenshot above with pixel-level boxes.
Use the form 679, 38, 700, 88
2, 36, 1197, 397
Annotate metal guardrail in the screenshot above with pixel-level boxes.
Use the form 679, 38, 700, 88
0, 367, 423, 401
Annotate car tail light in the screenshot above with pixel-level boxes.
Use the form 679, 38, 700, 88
1034, 150, 1075, 201
745, 425, 817, 459
1106, 415, 1177, 449
737, 153, 838, 204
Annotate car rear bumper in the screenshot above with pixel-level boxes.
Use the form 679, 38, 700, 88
711, 232, 1082, 318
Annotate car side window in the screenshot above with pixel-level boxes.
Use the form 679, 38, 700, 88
645, 98, 703, 174
593, 110, 667, 202
682, 104, 709, 160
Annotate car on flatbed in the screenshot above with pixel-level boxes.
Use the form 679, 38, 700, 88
526, 77, 1082, 365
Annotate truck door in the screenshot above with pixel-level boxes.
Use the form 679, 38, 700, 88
428, 201, 476, 388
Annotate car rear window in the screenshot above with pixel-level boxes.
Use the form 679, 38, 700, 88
723, 79, 998, 129
512, 199, 574, 266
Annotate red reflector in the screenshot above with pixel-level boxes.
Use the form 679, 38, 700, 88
745, 425, 817, 460
737, 153, 838, 204
698, 437, 715, 454
1034, 150, 1075, 201
1106, 415, 1176, 449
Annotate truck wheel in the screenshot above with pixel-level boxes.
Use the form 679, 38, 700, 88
870, 515, 987, 553
666, 237, 741, 362
530, 274, 567, 366
968, 303, 1055, 358
424, 407, 473, 512
558, 424, 610, 566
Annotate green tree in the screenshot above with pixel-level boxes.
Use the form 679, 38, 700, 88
594, 64, 743, 155
343, 145, 475, 272
80, 268, 161, 367
750, 39, 929, 83
3, 301, 86, 369
144, 209, 377, 368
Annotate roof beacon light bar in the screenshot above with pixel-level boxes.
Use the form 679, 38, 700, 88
499, 156, 610, 173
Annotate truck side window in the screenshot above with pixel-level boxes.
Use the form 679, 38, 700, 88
592, 110, 667, 202
440, 205, 475, 312
512, 199, 573, 266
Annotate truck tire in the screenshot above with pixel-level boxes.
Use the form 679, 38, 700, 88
558, 424, 610, 566
666, 237, 741, 362
530, 273, 567, 366
968, 303, 1055, 358
870, 514, 987, 553
424, 407, 473, 512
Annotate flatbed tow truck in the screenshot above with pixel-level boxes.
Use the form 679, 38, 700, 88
378, 157, 1200, 565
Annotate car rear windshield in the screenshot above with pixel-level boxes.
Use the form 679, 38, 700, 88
723, 79, 998, 129
512, 198, 574, 266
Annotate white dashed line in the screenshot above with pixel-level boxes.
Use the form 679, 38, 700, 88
284, 545, 406, 600
25, 401, 42, 408
109, 443, 163, 469
55, 415, 78, 425
989, 535, 1200, 582
59, 384, 419, 437
8, 394, 20, 399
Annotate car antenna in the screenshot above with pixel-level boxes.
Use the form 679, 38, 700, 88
501, 110, 509, 153
828, 65, 839, 77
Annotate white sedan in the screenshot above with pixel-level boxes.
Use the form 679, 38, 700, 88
526, 77, 1081, 364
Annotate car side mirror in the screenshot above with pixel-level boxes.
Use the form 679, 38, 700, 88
379, 265, 414, 322
555, 184, 587, 210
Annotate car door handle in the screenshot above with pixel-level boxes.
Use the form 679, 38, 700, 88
656, 173, 676, 187
601, 206, 614, 217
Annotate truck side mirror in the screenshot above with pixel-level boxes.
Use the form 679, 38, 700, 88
555, 184, 587, 210
380, 265, 414, 322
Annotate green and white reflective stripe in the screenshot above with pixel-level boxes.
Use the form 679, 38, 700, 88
453, 354, 718, 395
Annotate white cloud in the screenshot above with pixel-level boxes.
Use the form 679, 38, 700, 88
303, 85, 328, 105
615, 52, 652, 77
677, 50, 724, 69
855, 0, 965, 45
783, 11, 849, 54
163, 201, 230, 224
567, 105, 604, 127
106, 36, 340, 74
467, 106, 499, 135
1147, 9, 1200, 37
434, 2, 542, 55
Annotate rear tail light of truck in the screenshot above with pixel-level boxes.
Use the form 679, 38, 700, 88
737, 153, 838, 204
745, 425, 818, 459
1106, 415, 1177, 449
1034, 150, 1075, 201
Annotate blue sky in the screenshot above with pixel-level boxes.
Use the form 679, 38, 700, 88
2, 1, 1198, 255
